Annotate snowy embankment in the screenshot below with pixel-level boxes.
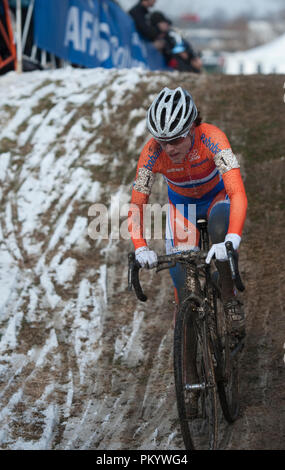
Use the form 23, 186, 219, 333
0, 66, 186, 450
1, 67, 284, 450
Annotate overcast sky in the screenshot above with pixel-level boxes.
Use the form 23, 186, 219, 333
119, 0, 284, 20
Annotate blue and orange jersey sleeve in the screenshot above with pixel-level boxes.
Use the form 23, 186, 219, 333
223, 169, 248, 236
199, 123, 231, 154
206, 126, 247, 236
128, 139, 162, 249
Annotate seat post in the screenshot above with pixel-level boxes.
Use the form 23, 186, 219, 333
197, 218, 209, 251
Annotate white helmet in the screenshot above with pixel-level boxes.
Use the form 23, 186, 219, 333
147, 87, 198, 141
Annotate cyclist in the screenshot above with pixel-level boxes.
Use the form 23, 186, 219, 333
128, 87, 247, 340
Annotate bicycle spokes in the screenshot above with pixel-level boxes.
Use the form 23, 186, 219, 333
174, 302, 218, 450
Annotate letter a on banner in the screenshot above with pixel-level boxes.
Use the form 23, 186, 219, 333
0, 0, 17, 72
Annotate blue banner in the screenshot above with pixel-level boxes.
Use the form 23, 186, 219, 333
34, 0, 167, 70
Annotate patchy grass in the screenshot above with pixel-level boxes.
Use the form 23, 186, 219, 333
0, 137, 16, 153
31, 94, 55, 115
0, 70, 284, 450
32, 79, 54, 92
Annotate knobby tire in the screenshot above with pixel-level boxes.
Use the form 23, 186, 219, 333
213, 296, 240, 423
174, 300, 218, 450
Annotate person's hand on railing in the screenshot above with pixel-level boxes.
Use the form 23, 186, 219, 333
135, 246, 158, 268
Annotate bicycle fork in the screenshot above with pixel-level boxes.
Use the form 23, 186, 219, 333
184, 310, 216, 395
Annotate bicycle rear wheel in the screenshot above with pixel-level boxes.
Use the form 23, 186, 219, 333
214, 298, 240, 423
174, 300, 218, 450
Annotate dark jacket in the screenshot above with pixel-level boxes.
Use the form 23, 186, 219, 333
164, 31, 196, 61
168, 54, 200, 73
150, 16, 199, 72
129, 2, 160, 41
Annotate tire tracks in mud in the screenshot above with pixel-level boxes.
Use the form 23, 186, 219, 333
222, 157, 285, 450
0, 70, 284, 450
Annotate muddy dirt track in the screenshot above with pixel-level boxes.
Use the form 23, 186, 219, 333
0, 69, 284, 450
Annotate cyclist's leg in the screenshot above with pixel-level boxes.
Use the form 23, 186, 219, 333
166, 199, 200, 303
207, 191, 245, 338
207, 190, 235, 300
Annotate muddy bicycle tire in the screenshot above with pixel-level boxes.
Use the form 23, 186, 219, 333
173, 300, 219, 450
216, 336, 240, 423
217, 356, 239, 423
214, 298, 240, 423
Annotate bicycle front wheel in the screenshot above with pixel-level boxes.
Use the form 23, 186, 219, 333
174, 300, 219, 450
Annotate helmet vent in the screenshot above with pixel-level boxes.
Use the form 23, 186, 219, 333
160, 108, 166, 130
173, 90, 180, 103
185, 96, 190, 117
170, 108, 182, 132
149, 114, 157, 132
154, 100, 160, 116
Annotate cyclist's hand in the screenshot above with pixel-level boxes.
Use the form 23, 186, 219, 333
135, 246, 158, 269
206, 233, 241, 264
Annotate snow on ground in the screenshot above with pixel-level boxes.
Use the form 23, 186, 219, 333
0, 66, 184, 450
1, 67, 284, 450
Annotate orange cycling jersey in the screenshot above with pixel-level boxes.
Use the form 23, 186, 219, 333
128, 123, 248, 250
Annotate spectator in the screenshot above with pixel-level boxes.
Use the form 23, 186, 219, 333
150, 11, 203, 73
129, 0, 165, 51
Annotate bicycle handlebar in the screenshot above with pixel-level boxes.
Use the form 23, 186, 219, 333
128, 245, 245, 302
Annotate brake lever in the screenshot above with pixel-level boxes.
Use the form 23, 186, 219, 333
128, 252, 147, 301
225, 241, 245, 292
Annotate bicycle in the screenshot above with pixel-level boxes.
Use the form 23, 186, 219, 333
128, 218, 245, 450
